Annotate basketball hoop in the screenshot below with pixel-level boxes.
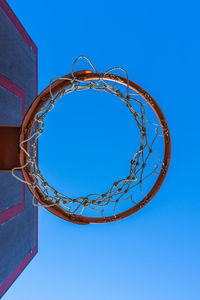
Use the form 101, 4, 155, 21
12, 56, 171, 225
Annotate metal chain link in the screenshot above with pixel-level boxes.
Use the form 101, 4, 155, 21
12, 56, 164, 218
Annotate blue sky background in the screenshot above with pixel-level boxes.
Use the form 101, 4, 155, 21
4, 0, 200, 299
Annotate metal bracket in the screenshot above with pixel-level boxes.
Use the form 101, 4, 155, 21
0, 126, 21, 171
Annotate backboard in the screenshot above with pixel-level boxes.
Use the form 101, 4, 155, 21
0, 0, 38, 297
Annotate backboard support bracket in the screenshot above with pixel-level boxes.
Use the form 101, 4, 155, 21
0, 126, 21, 171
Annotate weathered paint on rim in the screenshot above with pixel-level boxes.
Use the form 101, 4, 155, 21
20, 70, 171, 225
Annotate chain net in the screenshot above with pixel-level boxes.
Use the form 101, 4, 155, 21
12, 56, 165, 218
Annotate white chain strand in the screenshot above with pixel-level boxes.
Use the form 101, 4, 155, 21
12, 56, 164, 218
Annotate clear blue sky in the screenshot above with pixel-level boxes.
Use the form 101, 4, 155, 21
4, 0, 200, 299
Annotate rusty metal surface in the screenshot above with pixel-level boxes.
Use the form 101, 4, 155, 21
0, 126, 21, 171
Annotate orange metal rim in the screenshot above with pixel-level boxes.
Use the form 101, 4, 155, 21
20, 70, 171, 224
